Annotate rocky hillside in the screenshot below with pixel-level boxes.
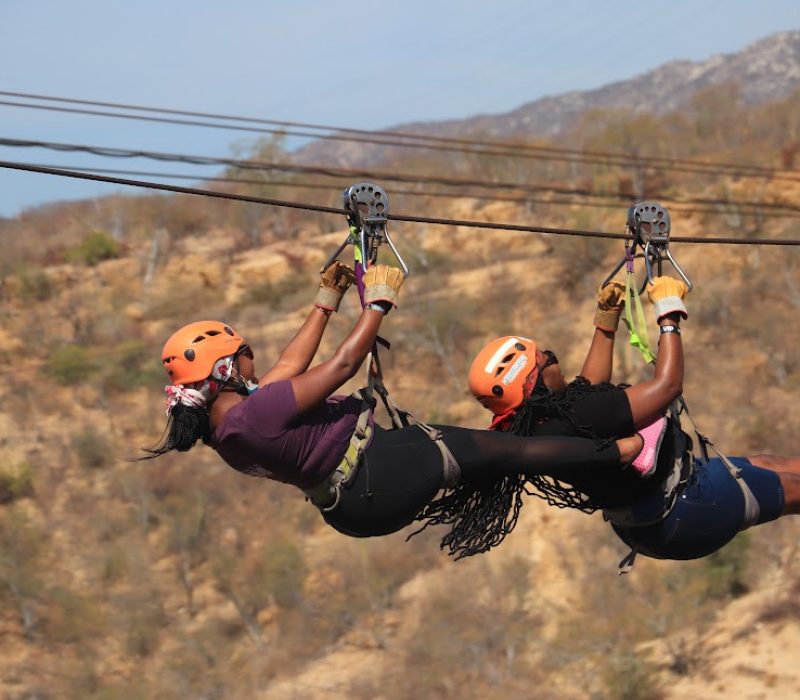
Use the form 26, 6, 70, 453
0, 58, 799, 697
0, 168, 798, 698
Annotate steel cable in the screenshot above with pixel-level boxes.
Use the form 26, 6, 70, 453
3, 160, 799, 246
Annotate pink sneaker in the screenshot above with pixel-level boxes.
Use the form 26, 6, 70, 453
631, 416, 668, 477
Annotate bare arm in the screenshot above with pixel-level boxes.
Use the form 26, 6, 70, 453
258, 260, 356, 385
289, 308, 385, 412
258, 307, 333, 386
580, 328, 616, 384
624, 314, 684, 429
583, 280, 625, 384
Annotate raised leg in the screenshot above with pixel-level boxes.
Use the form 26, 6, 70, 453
747, 454, 800, 515
433, 426, 632, 482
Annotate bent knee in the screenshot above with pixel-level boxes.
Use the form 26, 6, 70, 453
747, 454, 784, 470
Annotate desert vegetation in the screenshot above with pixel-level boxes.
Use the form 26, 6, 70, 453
0, 86, 798, 699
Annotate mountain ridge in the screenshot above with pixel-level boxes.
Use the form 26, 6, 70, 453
295, 30, 800, 166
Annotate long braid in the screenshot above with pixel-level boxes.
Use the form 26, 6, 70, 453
409, 473, 527, 560
412, 377, 623, 558
512, 376, 623, 514
510, 376, 620, 447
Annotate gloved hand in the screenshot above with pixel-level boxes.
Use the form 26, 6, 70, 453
363, 264, 405, 312
314, 260, 356, 313
647, 276, 689, 322
594, 280, 626, 332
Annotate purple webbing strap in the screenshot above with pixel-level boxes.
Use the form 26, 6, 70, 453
355, 260, 366, 307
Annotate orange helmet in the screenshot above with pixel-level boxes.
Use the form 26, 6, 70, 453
162, 321, 245, 385
468, 336, 538, 426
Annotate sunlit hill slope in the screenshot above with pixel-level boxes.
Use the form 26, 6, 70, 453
0, 74, 799, 699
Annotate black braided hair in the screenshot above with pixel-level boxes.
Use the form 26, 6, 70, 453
510, 376, 621, 448
409, 473, 528, 560
508, 376, 630, 513
412, 377, 624, 559
138, 403, 211, 460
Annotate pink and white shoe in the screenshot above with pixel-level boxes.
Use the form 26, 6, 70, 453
631, 416, 668, 477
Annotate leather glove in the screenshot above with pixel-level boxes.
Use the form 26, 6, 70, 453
647, 276, 689, 322
594, 280, 626, 332
363, 264, 405, 312
314, 260, 355, 312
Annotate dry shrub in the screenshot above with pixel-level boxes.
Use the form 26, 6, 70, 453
42, 585, 107, 646
48, 344, 97, 385
64, 230, 121, 267
0, 462, 35, 503
71, 426, 113, 470
397, 556, 542, 700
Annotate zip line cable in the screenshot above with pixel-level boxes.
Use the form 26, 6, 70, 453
5, 89, 795, 178
2, 90, 798, 181
3, 160, 799, 246
21, 161, 800, 221
3, 137, 798, 215
0, 98, 789, 181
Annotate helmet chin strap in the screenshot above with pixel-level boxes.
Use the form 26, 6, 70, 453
212, 355, 258, 396
533, 371, 554, 396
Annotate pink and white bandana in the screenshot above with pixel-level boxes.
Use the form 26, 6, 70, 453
164, 355, 235, 414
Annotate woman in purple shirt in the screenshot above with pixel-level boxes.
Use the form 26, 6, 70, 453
145, 262, 645, 553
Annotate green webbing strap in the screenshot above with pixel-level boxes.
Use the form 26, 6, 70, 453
350, 225, 363, 264
622, 271, 656, 365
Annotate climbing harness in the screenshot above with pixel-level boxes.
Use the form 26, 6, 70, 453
305, 183, 459, 510
613, 397, 761, 573
676, 398, 761, 529
604, 205, 758, 572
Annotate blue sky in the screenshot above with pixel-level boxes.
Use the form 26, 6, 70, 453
1, 0, 798, 216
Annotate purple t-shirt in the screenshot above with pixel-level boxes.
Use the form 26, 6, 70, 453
208, 380, 370, 490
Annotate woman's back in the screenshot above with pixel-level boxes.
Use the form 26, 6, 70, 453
517, 382, 677, 509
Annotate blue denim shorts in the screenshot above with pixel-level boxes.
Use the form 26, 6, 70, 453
611, 457, 785, 561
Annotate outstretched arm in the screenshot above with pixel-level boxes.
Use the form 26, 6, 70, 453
290, 307, 386, 411
258, 260, 355, 385
289, 265, 404, 412
258, 306, 333, 385
580, 328, 616, 384
624, 277, 688, 428
581, 280, 625, 384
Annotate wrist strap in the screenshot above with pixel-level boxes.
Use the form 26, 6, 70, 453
659, 324, 681, 335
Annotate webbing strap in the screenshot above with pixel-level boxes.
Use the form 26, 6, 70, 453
618, 546, 639, 575
374, 378, 461, 487
623, 270, 657, 364
406, 417, 461, 488
676, 398, 758, 527
705, 441, 761, 529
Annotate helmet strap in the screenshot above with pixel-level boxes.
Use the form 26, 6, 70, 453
213, 354, 258, 397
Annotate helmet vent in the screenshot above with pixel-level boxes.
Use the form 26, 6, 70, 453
224, 326, 234, 335
206, 330, 221, 337
192, 335, 205, 343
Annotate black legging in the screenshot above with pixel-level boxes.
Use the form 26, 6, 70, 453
323, 424, 620, 538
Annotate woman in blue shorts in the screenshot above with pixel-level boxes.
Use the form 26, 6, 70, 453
464, 273, 799, 565
143, 262, 645, 545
